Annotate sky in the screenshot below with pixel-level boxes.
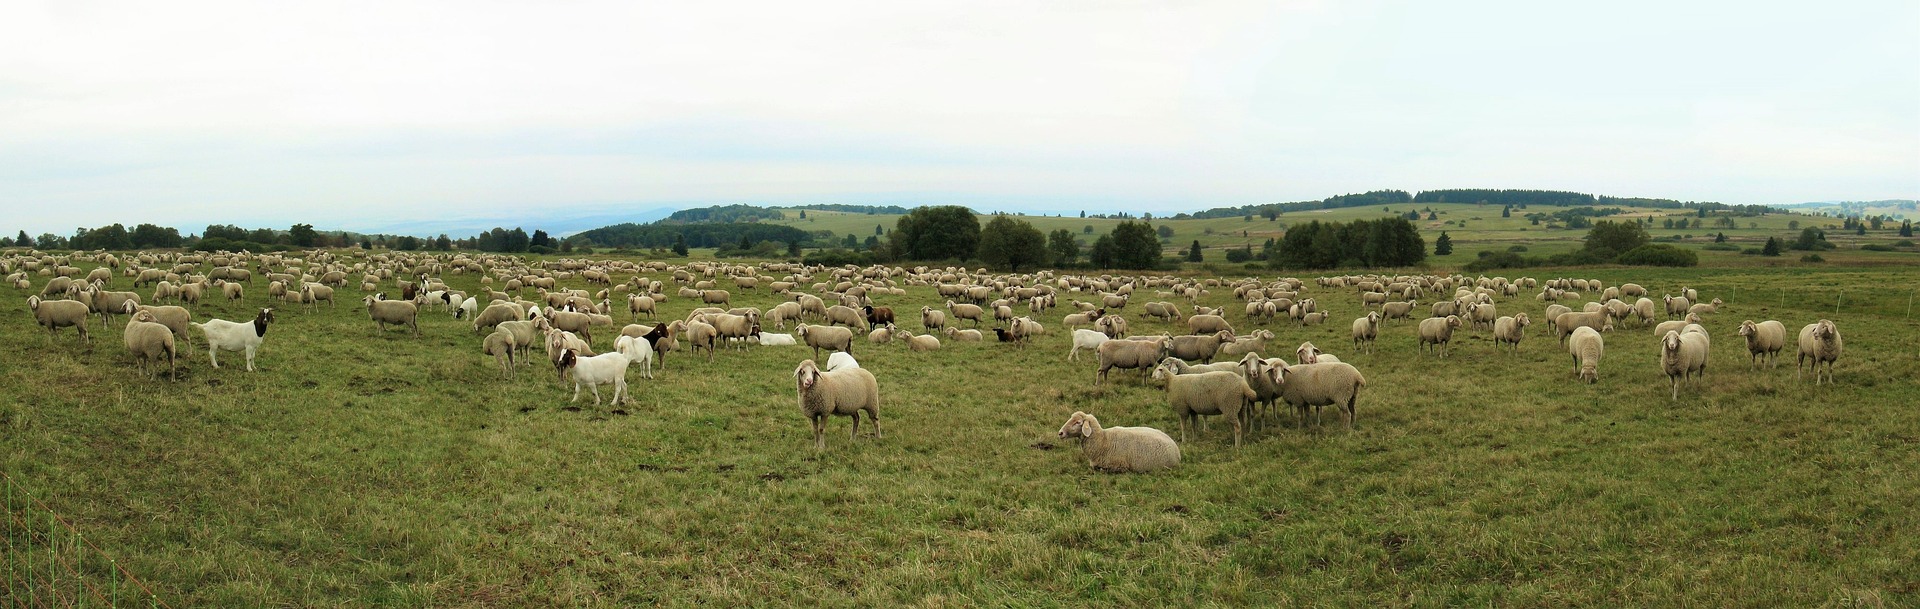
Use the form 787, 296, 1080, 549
2, 0, 1916, 237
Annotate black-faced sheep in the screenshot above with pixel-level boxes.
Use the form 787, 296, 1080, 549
794, 359, 881, 451
1056, 411, 1180, 473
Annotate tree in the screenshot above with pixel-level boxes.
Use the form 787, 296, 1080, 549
1582, 220, 1650, 261
1225, 244, 1253, 263
14, 230, 28, 247
434, 234, 452, 251
1108, 222, 1163, 269
396, 235, 421, 251
1793, 227, 1828, 250
672, 234, 689, 256
788, 240, 802, 257
129, 224, 182, 249
1762, 236, 1783, 256
360, 238, 372, 249
1082, 225, 1094, 235
1902, 220, 1913, 237
1079, 210, 1086, 218
1155, 225, 1175, 240
1856, 224, 1866, 236
1501, 205, 1512, 218
1187, 240, 1204, 262
875, 224, 885, 236
1047, 229, 1079, 266
1789, 220, 1800, 230
798, 210, 807, 219
1434, 231, 1453, 255
531, 230, 551, 248
285, 223, 316, 247
1088, 235, 1117, 269
1427, 211, 1438, 221
1405, 210, 1421, 221
891, 205, 980, 261
1715, 232, 1727, 243
975, 216, 1048, 272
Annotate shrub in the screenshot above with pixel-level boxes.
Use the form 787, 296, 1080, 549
1506, 245, 1529, 252
803, 248, 871, 267
1860, 244, 1895, 252
1463, 251, 1535, 272
1614, 244, 1699, 267
1224, 247, 1253, 263
1896, 240, 1915, 248
1703, 243, 1741, 251
1741, 247, 1765, 255
1800, 254, 1825, 263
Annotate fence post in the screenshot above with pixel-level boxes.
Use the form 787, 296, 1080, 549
1907, 290, 1914, 319
1836, 291, 1843, 316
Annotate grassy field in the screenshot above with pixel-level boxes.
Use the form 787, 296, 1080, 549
4, 251, 1918, 606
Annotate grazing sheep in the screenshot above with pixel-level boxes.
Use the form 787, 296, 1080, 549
1796, 319, 1843, 385
190, 308, 274, 372
1217, 329, 1274, 359
1056, 411, 1180, 473
946, 300, 986, 327
454, 296, 478, 320
825, 305, 870, 330
132, 304, 193, 349
824, 351, 860, 372
1062, 310, 1102, 329
222, 281, 244, 301
123, 310, 179, 381
1094, 314, 1129, 339
1186, 314, 1234, 335
26, 295, 91, 343
547, 310, 596, 344
701, 289, 731, 305
1553, 311, 1612, 344
795, 323, 855, 360
300, 283, 335, 311
1168, 330, 1236, 363
1260, 360, 1367, 429
1543, 304, 1572, 331
1350, 311, 1380, 354
1417, 315, 1464, 357
1567, 326, 1603, 383
1143, 301, 1182, 323
863, 305, 894, 327
1095, 337, 1171, 384
362, 295, 419, 335
1164, 370, 1256, 447
483, 328, 517, 379
793, 359, 881, 451
1492, 313, 1530, 353
555, 348, 633, 406
1660, 329, 1711, 399
1736, 320, 1787, 368
472, 302, 522, 333
1631, 298, 1659, 326
1069, 328, 1108, 361
684, 319, 719, 362
1149, 357, 1241, 381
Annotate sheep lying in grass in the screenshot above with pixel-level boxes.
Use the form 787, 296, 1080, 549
825, 351, 860, 372
1056, 411, 1180, 473
1218, 329, 1274, 359
1737, 320, 1787, 368
1295, 341, 1339, 364
1567, 326, 1603, 383
899, 330, 941, 352
555, 348, 632, 406
794, 359, 881, 451
1796, 319, 1842, 385
189, 308, 274, 372
753, 332, 798, 346
1660, 329, 1710, 400
1653, 313, 1702, 338
124, 310, 179, 381
1164, 370, 1256, 447
945, 327, 984, 342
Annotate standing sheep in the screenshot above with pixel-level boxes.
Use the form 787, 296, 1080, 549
190, 308, 275, 372
1660, 329, 1711, 400
793, 359, 881, 451
1350, 311, 1380, 354
796, 323, 855, 360
1095, 337, 1170, 385
1056, 411, 1180, 473
1493, 313, 1530, 353
123, 309, 179, 381
1737, 319, 1787, 368
1167, 330, 1236, 363
1567, 326, 1603, 383
1417, 315, 1464, 358
1253, 358, 1368, 430
1164, 371, 1256, 447
920, 306, 947, 331
1068, 328, 1108, 361
1186, 314, 1234, 335
1796, 319, 1843, 385
26, 295, 91, 343
363, 295, 419, 335
482, 328, 517, 379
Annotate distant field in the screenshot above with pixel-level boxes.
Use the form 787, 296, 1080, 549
765, 205, 1918, 270
3, 251, 1917, 606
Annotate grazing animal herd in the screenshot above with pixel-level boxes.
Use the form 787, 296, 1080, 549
9, 249, 1856, 473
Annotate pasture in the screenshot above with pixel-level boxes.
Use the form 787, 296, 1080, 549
3, 252, 1917, 606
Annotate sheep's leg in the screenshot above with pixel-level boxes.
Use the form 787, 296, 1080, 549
812, 415, 827, 451
848, 413, 860, 442
868, 410, 881, 439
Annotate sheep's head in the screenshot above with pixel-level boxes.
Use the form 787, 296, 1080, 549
1296, 342, 1320, 364
1815, 320, 1836, 340
1662, 331, 1682, 353
1057, 411, 1096, 439
1738, 321, 1755, 336
794, 360, 822, 392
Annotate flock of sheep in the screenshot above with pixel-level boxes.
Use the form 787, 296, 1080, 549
9, 249, 1847, 476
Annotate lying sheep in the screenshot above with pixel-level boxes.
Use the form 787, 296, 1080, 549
1493, 313, 1530, 353
1261, 359, 1367, 430
1095, 337, 1170, 385
1295, 341, 1338, 364
754, 332, 798, 346
1417, 315, 1464, 358
1652, 313, 1702, 338
1056, 411, 1180, 473
1165, 370, 1256, 446
1299, 311, 1329, 326
1796, 319, 1843, 385
825, 351, 860, 372
27, 295, 91, 343
363, 295, 419, 335
1688, 298, 1724, 317
1217, 329, 1274, 359
123, 309, 179, 381
1069, 328, 1108, 361
1567, 326, 1603, 383
796, 323, 855, 360
1660, 329, 1711, 399
945, 327, 984, 342
794, 359, 881, 451
867, 324, 897, 344
1737, 320, 1787, 368
900, 330, 941, 352
1351, 311, 1380, 354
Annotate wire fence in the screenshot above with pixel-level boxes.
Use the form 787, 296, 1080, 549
2, 471, 168, 609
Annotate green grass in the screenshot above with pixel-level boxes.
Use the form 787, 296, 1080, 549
4, 256, 1918, 606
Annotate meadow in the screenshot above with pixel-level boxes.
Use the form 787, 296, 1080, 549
3, 246, 1918, 606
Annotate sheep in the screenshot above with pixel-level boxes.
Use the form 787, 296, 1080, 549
1295, 341, 1337, 364
548, 310, 596, 343
1381, 300, 1417, 322
88, 288, 140, 329
544, 328, 595, 380
1543, 304, 1572, 331
482, 328, 517, 379
1217, 329, 1274, 359
1163, 370, 1256, 446
1095, 337, 1170, 384
1094, 314, 1129, 339
1069, 328, 1108, 361
793, 359, 881, 451
684, 318, 720, 362
754, 332, 798, 346
867, 323, 897, 344
1259, 359, 1367, 430
1186, 314, 1234, 335
455, 296, 478, 320
132, 304, 193, 349
26, 295, 91, 343
1062, 310, 1102, 329
362, 295, 420, 335
300, 283, 336, 311
497, 319, 541, 365
706, 313, 757, 350
795, 323, 855, 360
824, 351, 860, 371
1553, 311, 1612, 344
945, 327, 984, 342
1567, 326, 1603, 383
628, 294, 657, 320
765, 301, 803, 329
863, 305, 894, 327
701, 289, 731, 305
222, 281, 244, 301
1736, 320, 1787, 368
1688, 298, 1724, 317
1492, 313, 1530, 353
190, 308, 274, 372
920, 306, 947, 331
472, 302, 522, 333
123, 310, 179, 381
946, 300, 986, 327
1149, 357, 1242, 381
1796, 319, 1843, 385
1664, 295, 1692, 318
1168, 330, 1236, 363
555, 348, 632, 406
900, 330, 942, 351
1632, 298, 1659, 326
1652, 313, 1702, 338
1299, 311, 1329, 326
1417, 315, 1464, 357
1468, 302, 1498, 331
612, 334, 656, 379
1660, 329, 1711, 400
1056, 411, 1180, 473
1143, 301, 1182, 323
1350, 311, 1380, 354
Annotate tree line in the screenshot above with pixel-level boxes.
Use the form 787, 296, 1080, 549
1267, 217, 1426, 270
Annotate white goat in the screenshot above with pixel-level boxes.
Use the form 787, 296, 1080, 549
613, 334, 657, 380
189, 308, 275, 372
556, 348, 632, 406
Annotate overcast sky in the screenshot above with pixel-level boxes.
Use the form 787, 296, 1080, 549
3, 1, 1916, 237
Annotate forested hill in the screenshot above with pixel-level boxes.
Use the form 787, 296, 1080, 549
569, 222, 812, 249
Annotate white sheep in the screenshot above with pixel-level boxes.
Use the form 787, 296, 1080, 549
899, 330, 941, 352
1567, 326, 1603, 383
363, 295, 419, 335
1055, 411, 1180, 473
824, 351, 860, 372
555, 348, 632, 406
1164, 370, 1257, 447
1737, 319, 1787, 368
1660, 329, 1710, 400
27, 295, 92, 343
482, 328, 517, 379
796, 323, 854, 360
753, 332, 798, 346
1295, 341, 1339, 364
1493, 313, 1530, 353
793, 359, 882, 451
123, 309, 179, 381
1796, 319, 1842, 385
1350, 311, 1380, 354
1255, 358, 1368, 430
1417, 315, 1464, 358
189, 308, 275, 372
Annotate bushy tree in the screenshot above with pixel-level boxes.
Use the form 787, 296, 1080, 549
1899, 220, 1913, 237
129, 224, 182, 249
892, 206, 980, 260
976, 216, 1047, 271
672, 234, 689, 256
1088, 234, 1117, 268
1582, 220, 1650, 261
1047, 229, 1078, 266
531, 230, 551, 248
1157, 225, 1175, 240
14, 230, 29, 247
1110, 222, 1162, 269
1762, 237, 1783, 256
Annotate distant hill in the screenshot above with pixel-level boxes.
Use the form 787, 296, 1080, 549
1782, 200, 1917, 220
